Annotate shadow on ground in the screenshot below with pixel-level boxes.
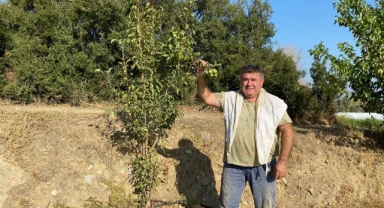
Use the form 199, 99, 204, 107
107, 110, 219, 207
156, 138, 219, 208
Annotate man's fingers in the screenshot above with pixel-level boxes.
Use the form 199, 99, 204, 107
198, 59, 207, 67
196, 59, 205, 71
274, 160, 288, 180
274, 168, 280, 179
275, 171, 282, 180
274, 168, 287, 179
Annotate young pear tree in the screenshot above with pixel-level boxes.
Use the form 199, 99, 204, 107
111, 1, 197, 206
310, 0, 384, 114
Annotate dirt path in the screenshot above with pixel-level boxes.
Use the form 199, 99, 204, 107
0, 103, 106, 114
0, 104, 383, 208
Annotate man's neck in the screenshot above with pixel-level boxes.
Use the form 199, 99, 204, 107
239, 90, 261, 103
245, 96, 257, 103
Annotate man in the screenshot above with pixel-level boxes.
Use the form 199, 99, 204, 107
196, 60, 295, 208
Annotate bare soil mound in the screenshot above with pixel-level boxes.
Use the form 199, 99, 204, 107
0, 104, 132, 208
0, 104, 383, 208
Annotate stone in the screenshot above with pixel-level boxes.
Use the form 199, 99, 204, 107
241, 200, 249, 205
88, 165, 94, 170
84, 174, 95, 185
0, 155, 30, 206
199, 131, 211, 143
308, 187, 315, 195
123, 154, 131, 162
282, 177, 288, 185
51, 190, 58, 197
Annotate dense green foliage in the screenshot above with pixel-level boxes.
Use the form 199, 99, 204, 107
0, 0, 311, 119
308, 54, 346, 118
0, 0, 134, 104
310, 0, 384, 114
337, 95, 364, 112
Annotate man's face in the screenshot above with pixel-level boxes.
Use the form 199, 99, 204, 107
240, 72, 264, 100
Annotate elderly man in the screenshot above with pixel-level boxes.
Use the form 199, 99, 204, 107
196, 60, 295, 208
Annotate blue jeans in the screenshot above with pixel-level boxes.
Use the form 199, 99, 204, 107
219, 159, 276, 208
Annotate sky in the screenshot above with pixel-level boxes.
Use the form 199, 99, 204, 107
269, 0, 374, 83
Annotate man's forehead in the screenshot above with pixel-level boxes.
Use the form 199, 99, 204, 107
241, 72, 262, 78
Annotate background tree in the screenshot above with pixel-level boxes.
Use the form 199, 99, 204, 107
310, 0, 384, 114
1, 0, 308, 120
263, 49, 305, 119
194, 0, 276, 91
309, 54, 346, 118
337, 94, 364, 112
277, 44, 305, 72
0, 4, 14, 92
1, 0, 132, 104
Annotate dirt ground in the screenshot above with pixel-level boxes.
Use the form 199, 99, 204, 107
0, 104, 383, 208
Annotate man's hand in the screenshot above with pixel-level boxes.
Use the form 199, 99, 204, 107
196, 59, 207, 76
274, 160, 288, 179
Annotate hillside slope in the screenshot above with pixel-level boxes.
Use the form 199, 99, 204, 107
0, 104, 383, 208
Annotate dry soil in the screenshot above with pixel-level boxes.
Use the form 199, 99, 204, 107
0, 104, 383, 208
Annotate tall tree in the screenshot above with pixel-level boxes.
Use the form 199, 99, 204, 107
309, 54, 346, 117
0, 3, 14, 90
1, 0, 134, 103
262, 49, 304, 118
310, 0, 384, 114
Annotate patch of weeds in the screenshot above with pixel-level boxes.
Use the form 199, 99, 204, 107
337, 116, 384, 132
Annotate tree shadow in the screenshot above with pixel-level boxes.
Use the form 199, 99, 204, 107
108, 110, 141, 155
157, 138, 219, 208
295, 123, 384, 151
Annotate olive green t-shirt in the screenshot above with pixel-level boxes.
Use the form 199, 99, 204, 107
215, 92, 292, 167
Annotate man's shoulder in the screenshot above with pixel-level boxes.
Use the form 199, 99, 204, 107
222, 91, 237, 94
264, 92, 287, 110
217, 91, 238, 99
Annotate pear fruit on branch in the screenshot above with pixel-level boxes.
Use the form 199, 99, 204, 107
198, 60, 220, 78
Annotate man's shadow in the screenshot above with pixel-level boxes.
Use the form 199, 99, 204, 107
157, 138, 219, 208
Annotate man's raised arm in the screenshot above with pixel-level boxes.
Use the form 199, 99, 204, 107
196, 60, 220, 108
